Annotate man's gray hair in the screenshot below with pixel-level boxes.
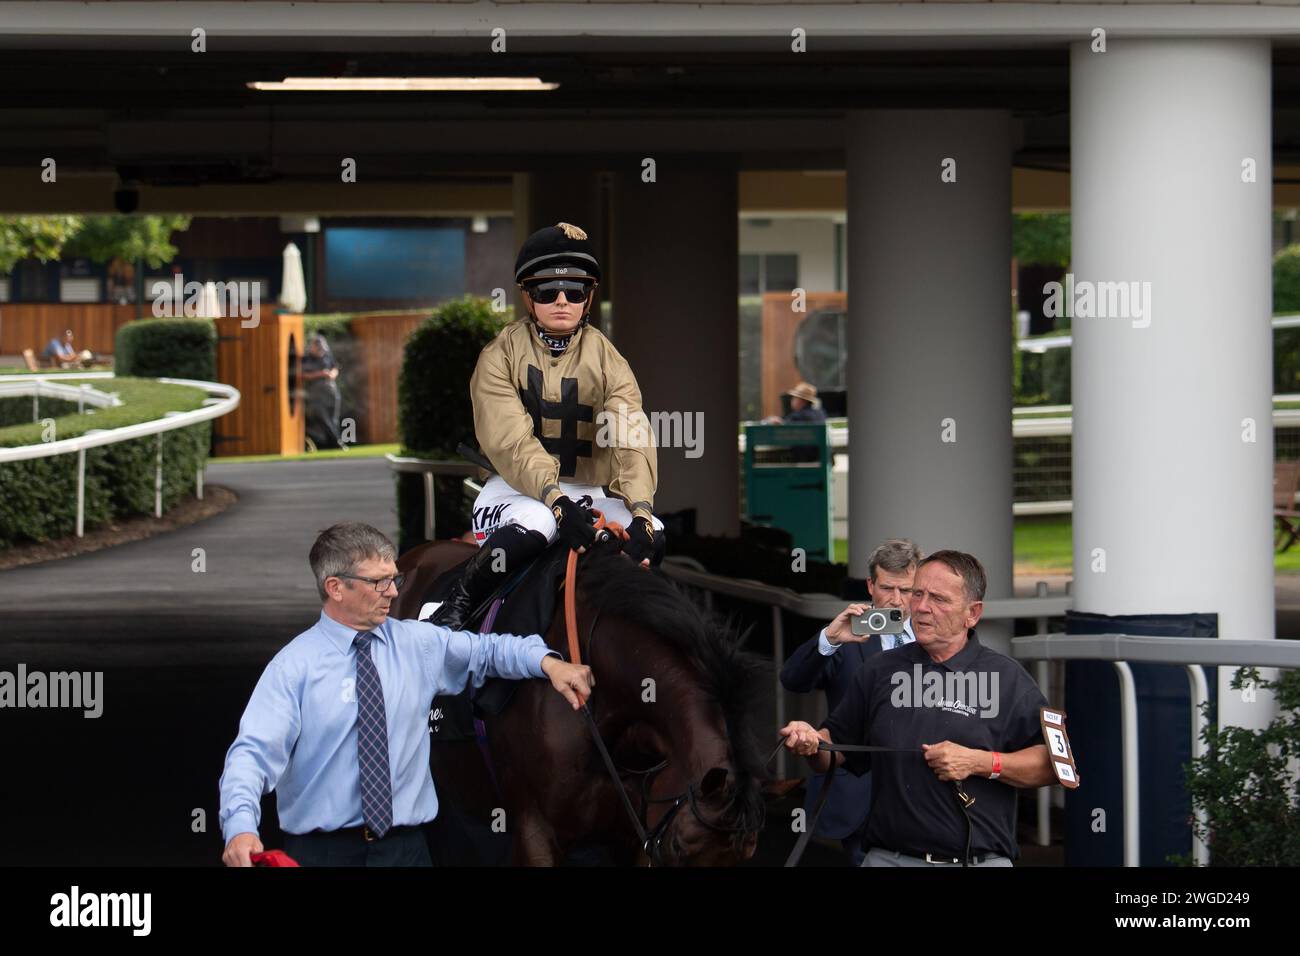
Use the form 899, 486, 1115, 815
309, 522, 397, 601
867, 538, 923, 582
918, 549, 987, 604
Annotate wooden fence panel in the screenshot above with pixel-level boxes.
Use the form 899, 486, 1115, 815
0, 303, 137, 356
349, 312, 428, 445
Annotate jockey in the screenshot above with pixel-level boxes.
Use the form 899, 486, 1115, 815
428, 221, 667, 631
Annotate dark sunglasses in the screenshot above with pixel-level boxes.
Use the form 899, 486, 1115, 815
524, 279, 593, 305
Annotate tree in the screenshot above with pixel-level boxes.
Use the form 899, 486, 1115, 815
1012, 212, 1071, 268
0, 216, 81, 274
0, 214, 191, 274
62, 215, 191, 268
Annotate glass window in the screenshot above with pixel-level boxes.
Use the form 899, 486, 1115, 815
739, 254, 761, 296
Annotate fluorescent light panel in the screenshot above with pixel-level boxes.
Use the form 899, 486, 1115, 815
248, 77, 558, 92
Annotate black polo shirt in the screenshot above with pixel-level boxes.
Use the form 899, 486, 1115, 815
821, 629, 1046, 860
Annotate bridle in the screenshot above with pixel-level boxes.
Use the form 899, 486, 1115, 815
563, 518, 763, 866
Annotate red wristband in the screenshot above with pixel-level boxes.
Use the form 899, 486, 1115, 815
990, 751, 1002, 779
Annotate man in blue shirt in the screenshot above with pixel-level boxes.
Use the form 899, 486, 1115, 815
219, 522, 593, 867
42, 330, 77, 368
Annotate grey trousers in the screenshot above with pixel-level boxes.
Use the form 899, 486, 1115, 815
862, 847, 1012, 867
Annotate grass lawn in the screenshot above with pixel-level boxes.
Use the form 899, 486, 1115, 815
214, 443, 400, 464
839, 514, 1300, 575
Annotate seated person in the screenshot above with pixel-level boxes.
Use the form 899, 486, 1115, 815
42, 330, 78, 368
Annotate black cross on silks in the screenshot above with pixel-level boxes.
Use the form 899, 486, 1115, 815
519, 364, 593, 477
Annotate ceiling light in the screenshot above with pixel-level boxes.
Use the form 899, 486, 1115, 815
247, 77, 559, 92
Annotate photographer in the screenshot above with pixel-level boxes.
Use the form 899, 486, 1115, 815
781, 550, 1056, 867
779, 538, 920, 865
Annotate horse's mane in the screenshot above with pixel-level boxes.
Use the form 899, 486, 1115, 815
576, 548, 770, 836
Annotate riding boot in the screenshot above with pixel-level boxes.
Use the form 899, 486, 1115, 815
427, 524, 548, 631
651, 530, 667, 567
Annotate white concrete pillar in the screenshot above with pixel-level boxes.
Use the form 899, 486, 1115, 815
1070, 39, 1274, 730
611, 162, 740, 536
845, 110, 1014, 651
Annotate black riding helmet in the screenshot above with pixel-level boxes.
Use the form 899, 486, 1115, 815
515, 222, 600, 327
514, 221, 601, 284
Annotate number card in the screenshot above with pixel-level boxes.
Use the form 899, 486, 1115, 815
1039, 706, 1080, 789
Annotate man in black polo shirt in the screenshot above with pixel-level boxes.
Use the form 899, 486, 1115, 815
780, 550, 1056, 867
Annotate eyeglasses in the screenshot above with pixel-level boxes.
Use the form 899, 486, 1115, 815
524, 279, 593, 304
336, 572, 405, 592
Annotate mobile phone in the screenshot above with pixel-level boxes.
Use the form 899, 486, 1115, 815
851, 607, 906, 636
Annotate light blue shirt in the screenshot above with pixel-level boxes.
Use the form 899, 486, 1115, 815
817, 617, 916, 655
218, 610, 558, 843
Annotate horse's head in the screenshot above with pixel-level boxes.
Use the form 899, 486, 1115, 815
650, 765, 762, 866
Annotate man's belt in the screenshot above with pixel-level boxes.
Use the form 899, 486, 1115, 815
871, 847, 1002, 866
305, 823, 427, 843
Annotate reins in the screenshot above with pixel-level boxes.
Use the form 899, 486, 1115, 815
558, 511, 759, 864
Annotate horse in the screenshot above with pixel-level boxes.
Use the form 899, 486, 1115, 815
393, 538, 769, 866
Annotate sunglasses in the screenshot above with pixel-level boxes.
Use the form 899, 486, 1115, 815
524, 279, 594, 305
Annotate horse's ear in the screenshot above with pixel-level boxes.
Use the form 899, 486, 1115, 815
700, 766, 728, 796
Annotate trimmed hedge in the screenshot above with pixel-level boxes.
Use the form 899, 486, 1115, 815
0, 377, 212, 548
396, 296, 509, 550
115, 318, 216, 381
0, 396, 79, 429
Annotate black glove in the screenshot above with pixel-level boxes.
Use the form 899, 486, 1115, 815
551, 495, 597, 551
623, 515, 657, 565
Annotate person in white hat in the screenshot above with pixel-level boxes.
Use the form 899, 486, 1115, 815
763, 381, 827, 424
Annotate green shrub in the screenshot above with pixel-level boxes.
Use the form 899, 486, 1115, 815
1275, 244, 1300, 314
0, 396, 78, 428
1043, 343, 1071, 405
1179, 667, 1300, 866
303, 314, 353, 343
396, 296, 509, 549
0, 421, 209, 548
0, 379, 205, 446
115, 317, 216, 381
0, 377, 212, 547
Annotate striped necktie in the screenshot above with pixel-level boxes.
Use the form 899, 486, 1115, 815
352, 632, 393, 839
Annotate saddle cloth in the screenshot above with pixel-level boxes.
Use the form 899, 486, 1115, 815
420, 537, 576, 739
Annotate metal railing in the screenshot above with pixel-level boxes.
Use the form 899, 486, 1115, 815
659, 560, 1070, 782
385, 455, 482, 541
1011, 633, 1300, 867
0, 378, 123, 420
0, 376, 240, 536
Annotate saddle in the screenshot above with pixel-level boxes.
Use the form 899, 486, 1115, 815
422, 536, 582, 740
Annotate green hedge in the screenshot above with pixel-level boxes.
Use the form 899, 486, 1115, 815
115, 318, 216, 381
0, 396, 79, 429
0, 377, 212, 548
396, 296, 509, 550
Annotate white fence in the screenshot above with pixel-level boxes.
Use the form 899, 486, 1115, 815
0, 375, 240, 537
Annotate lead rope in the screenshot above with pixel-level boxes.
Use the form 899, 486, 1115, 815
767, 738, 977, 868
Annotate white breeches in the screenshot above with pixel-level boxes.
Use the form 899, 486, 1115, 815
470, 475, 664, 545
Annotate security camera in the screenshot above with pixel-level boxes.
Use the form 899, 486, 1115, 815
113, 186, 140, 215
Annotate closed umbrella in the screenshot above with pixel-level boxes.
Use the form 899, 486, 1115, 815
196, 281, 222, 318
280, 242, 307, 313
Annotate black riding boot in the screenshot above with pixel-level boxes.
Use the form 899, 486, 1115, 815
427, 524, 548, 631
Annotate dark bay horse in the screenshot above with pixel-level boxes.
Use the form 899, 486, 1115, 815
393, 539, 768, 865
